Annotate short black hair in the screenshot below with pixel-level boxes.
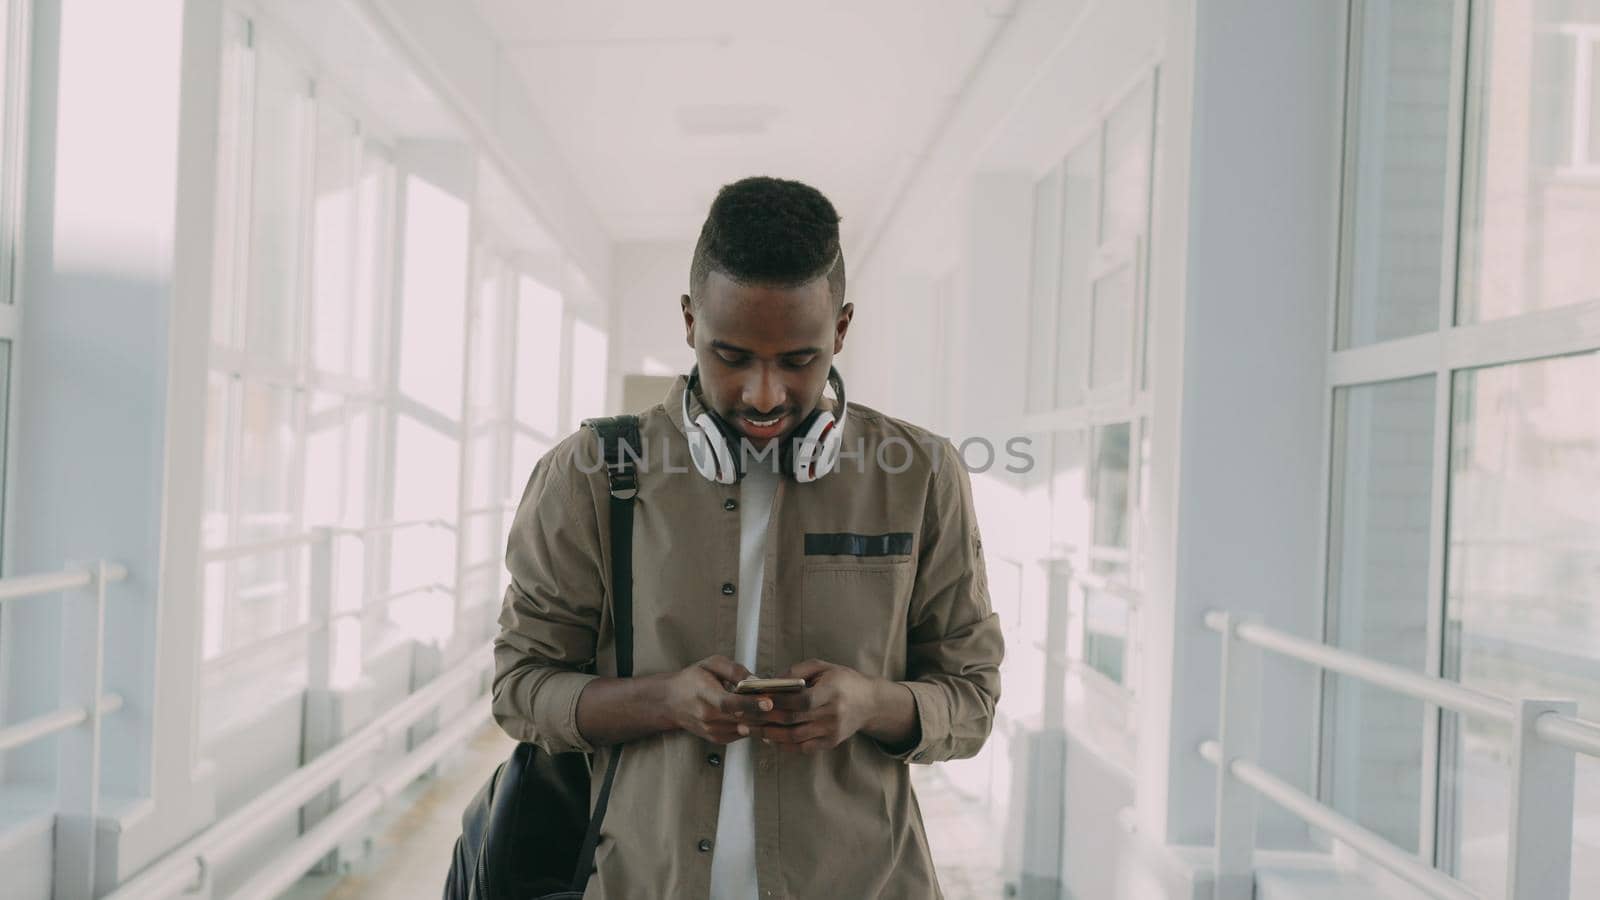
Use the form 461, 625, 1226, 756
689, 176, 846, 306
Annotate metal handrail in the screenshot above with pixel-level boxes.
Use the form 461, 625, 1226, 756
200, 582, 457, 673
107, 640, 495, 899
1198, 741, 1478, 900
1202, 611, 1515, 723
0, 693, 125, 753
199, 518, 456, 565
0, 562, 129, 601
1200, 609, 1600, 900
1536, 712, 1600, 757
0, 563, 130, 758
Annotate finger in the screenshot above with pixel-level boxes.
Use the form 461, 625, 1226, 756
751, 722, 826, 745
748, 707, 808, 726
718, 692, 774, 718
779, 659, 830, 682
766, 690, 816, 712
697, 655, 744, 684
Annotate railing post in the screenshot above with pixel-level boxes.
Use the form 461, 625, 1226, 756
1505, 698, 1576, 900
55, 560, 109, 900
301, 527, 346, 873
306, 527, 337, 693
1213, 612, 1262, 900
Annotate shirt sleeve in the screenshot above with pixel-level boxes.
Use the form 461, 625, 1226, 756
873, 438, 1006, 764
492, 439, 607, 755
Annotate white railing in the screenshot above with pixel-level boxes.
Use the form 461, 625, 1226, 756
0, 561, 129, 900
109, 509, 515, 898
1200, 610, 1594, 900
198, 517, 459, 681
107, 640, 496, 900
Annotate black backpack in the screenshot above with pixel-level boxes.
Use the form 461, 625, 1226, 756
443, 415, 641, 900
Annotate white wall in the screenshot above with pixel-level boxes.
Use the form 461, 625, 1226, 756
610, 240, 696, 384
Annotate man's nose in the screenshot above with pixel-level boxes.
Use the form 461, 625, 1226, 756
743, 368, 786, 414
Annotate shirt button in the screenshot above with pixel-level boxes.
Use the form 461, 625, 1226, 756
721, 582, 736, 596
707, 753, 722, 767
698, 838, 713, 853
723, 498, 738, 511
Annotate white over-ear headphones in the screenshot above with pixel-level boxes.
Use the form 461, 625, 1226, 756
682, 365, 848, 484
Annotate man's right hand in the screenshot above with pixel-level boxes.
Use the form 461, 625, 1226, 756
663, 655, 775, 744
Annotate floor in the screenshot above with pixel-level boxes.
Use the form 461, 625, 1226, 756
289, 723, 1008, 899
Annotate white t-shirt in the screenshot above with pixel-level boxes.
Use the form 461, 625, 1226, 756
708, 463, 782, 900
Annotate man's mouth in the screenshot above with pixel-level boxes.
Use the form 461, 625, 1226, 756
736, 413, 790, 442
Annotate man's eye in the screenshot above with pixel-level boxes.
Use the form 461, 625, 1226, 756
783, 356, 817, 369
716, 353, 748, 367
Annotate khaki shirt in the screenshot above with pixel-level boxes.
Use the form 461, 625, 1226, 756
493, 375, 1004, 900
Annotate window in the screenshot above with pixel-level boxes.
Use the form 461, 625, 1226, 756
1026, 75, 1157, 417
1439, 351, 1600, 892
1326, 2, 1600, 892
1458, 7, 1600, 323
1023, 73, 1159, 745
0, 0, 32, 565
1322, 376, 1436, 852
1337, 0, 1459, 348
199, 18, 398, 729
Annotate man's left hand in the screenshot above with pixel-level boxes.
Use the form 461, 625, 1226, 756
735, 659, 883, 754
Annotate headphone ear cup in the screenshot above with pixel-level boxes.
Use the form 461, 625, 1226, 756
692, 412, 738, 484
791, 410, 839, 483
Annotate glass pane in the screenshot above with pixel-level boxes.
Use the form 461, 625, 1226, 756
516, 276, 563, 434
302, 392, 346, 527
1100, 78, 1155, 245
1054, 140, 1098, 410
0, 341, 8, 559
569, 318, 609, 425
389, 416, 459, 643
1025, 168, 1061, 415
344, 405, 371, 529
1590, 38, 1600, 165
1088, 263, 1134, 391
1458, 8, 1600, 323
1338, 0, 1458, 347
1050, 430, 1089, 555
1322, 375, 1436, 853
245, 47, 310, 364
310, 105, 358, 375
397, 176, 469, 418
1090, 422, 1132, 554
1083, 588, 1129, 685
209, 15, 251, 343
236, 382, 297, 544
470, 256, 506, 422
1441, 351, 1600, 894
352, 149, 393, 381
202, 373, 234, 547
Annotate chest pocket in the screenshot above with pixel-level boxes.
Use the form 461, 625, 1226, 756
800, 557, 916, 678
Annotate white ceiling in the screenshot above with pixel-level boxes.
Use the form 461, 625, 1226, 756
469, 0, 1007, 250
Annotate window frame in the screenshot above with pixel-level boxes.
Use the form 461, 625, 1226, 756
0, 0, 34, 572
1322, 0, 1600, 873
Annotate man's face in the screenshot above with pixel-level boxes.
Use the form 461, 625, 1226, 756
681, 270, 852, 448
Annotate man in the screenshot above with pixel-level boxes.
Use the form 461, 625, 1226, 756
493, 176, 1004, 899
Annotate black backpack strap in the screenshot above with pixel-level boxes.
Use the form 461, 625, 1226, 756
568, 415, 641, 894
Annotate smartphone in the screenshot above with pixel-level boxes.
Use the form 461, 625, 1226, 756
732, 676, 807, 694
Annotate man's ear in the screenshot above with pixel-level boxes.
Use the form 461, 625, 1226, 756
833, 302, 854, 354
681, 294, 695, 348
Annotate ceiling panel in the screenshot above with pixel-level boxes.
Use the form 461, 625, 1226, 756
471, 0, 1003, 246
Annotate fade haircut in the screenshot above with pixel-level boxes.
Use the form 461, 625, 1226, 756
689, 176, 846, 307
